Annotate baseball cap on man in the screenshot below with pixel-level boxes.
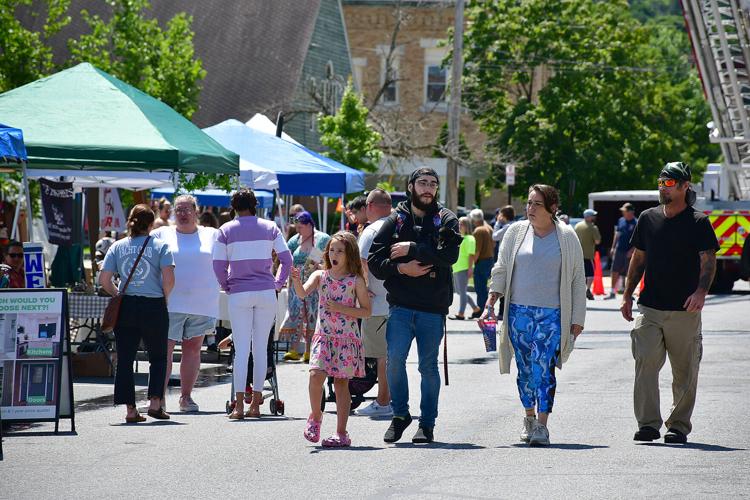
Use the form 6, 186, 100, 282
660, 162, 691, 182
583, 209, 597, 217
619, 202, 635, 212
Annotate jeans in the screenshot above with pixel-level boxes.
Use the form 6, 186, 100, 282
386, 306, 444, 427
113, 295, 169, 406
452, 270, 477, 315
507, 303, 561, 413
473, 258, 493, 310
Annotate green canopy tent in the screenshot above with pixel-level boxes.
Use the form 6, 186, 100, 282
0, 62, 240, 239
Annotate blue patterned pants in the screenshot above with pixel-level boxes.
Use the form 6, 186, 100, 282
507, 303, 561, 413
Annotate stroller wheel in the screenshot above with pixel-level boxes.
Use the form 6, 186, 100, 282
269, 399, 277, 415
225, 400, 234, 415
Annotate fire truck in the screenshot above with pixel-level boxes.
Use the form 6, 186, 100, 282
682, 0, 750, 292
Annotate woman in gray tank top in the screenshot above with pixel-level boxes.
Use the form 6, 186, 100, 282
485, 185, 587, 447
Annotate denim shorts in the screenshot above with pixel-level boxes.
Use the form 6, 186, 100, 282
168, 312, 216, 342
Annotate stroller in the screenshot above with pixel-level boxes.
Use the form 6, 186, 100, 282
321, 357, 378, 411
224, 328, 285, 416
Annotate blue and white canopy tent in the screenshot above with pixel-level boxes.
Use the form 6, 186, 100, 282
243, 115, 367, 229
150, 187, 274, 210
0, 123, 32, 240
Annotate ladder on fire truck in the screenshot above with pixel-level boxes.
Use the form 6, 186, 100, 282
682, 0, 750, 200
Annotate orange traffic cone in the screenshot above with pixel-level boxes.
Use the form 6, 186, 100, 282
593, 251, 605, 296
335, 197, 343, 213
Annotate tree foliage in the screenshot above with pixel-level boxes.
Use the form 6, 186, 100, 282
66, 1, 228, 192
461, 0, 718, 212
68, 0, 204, 119
0, 0, 71, 93
318, 80, 383, 173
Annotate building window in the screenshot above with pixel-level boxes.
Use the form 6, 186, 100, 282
421, 40, 449, 108
425, 65, 447, 104
352, 57, 367, 92
377, 45, 403, 107
380, 59, 399, 105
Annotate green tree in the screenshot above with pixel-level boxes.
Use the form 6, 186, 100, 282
460, 0, 717, 212
0, 0, 71, 92
318, 81, 383, 173
67, 0, 225, 191
68, 0, 204, 119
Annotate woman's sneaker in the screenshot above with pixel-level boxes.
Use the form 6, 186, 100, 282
356, 400, 393, 417
529, 423, 550, 447
520, 415, 537, 443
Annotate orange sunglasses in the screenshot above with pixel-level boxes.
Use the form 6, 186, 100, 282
657, 178, 678, 188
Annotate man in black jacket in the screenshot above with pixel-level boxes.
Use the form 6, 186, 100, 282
368, 167, 461, 444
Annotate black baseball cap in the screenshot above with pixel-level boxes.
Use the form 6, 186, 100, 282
660, 162, 691, 182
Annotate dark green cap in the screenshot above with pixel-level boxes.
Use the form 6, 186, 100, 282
660, 161, 691, 181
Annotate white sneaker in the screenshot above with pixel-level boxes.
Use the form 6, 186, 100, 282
520, 415, 537, 443
179, 396, 199, 412
529, 423, 550, 447
355, 400, 393, 417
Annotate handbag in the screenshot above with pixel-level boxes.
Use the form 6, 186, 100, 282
101, 236, 150, 333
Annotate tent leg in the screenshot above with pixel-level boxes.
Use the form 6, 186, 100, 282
323, 197, 328, 234
86, 189, 100, 286
22, 160, 33, 241
11, 198, 20, 241
275, 189, 286, 234
340, 195, 345, 231
316, 197, 322, 229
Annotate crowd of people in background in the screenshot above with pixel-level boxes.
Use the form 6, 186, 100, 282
80, 161, 715, 448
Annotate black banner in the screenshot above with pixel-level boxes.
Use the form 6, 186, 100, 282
39, 178, 74, 246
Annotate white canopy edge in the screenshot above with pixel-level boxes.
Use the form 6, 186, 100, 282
27, 169, 175, 190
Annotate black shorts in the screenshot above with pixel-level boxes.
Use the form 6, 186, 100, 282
583, 259, 594, 278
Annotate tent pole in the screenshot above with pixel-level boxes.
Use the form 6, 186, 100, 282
22, 160, 33, 241
276, 189, 286, 234
316, 197, 322, 229
11, 198, 20, 240
340, 194, 345, 231
323, 197, 328, 234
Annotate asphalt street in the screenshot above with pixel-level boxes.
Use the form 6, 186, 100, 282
1, 284, 749, 499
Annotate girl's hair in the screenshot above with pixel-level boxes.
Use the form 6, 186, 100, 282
230, 189, 257, 215
158, 197, 171, 211
128, 204, 155, 236
528, 184, 560, 219
323, 231, 364, 279
458, 216, 471, 235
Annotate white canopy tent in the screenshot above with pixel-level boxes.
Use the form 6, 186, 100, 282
26, 169, 176, 190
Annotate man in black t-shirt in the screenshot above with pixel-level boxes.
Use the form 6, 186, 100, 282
620, 162, 719, 445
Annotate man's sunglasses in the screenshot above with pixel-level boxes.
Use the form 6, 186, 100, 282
7, 253, 22, 258
657, 178, 678, 188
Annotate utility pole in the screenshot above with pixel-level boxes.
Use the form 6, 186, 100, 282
446, 0, 464, 213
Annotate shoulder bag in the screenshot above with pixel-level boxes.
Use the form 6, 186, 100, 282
101, 236, 150, 333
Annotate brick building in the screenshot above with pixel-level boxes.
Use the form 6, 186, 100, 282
342, 0, 489, 208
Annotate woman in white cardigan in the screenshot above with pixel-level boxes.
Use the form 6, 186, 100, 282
485, 184, 586, 446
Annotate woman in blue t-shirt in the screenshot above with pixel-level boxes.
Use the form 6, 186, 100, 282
99, 204, 175, 423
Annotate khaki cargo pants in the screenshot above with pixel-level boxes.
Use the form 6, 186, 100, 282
630, 304, 702, 435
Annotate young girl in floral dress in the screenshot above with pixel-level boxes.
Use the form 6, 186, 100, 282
291, 231, 371, 447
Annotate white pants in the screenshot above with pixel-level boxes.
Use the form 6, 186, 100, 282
227, 290, 278, 393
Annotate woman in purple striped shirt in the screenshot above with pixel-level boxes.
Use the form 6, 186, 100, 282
213, 189, 292, 419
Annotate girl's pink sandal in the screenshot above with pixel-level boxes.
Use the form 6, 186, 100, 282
322, 432, 351, 448
304, 414, 322, 443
